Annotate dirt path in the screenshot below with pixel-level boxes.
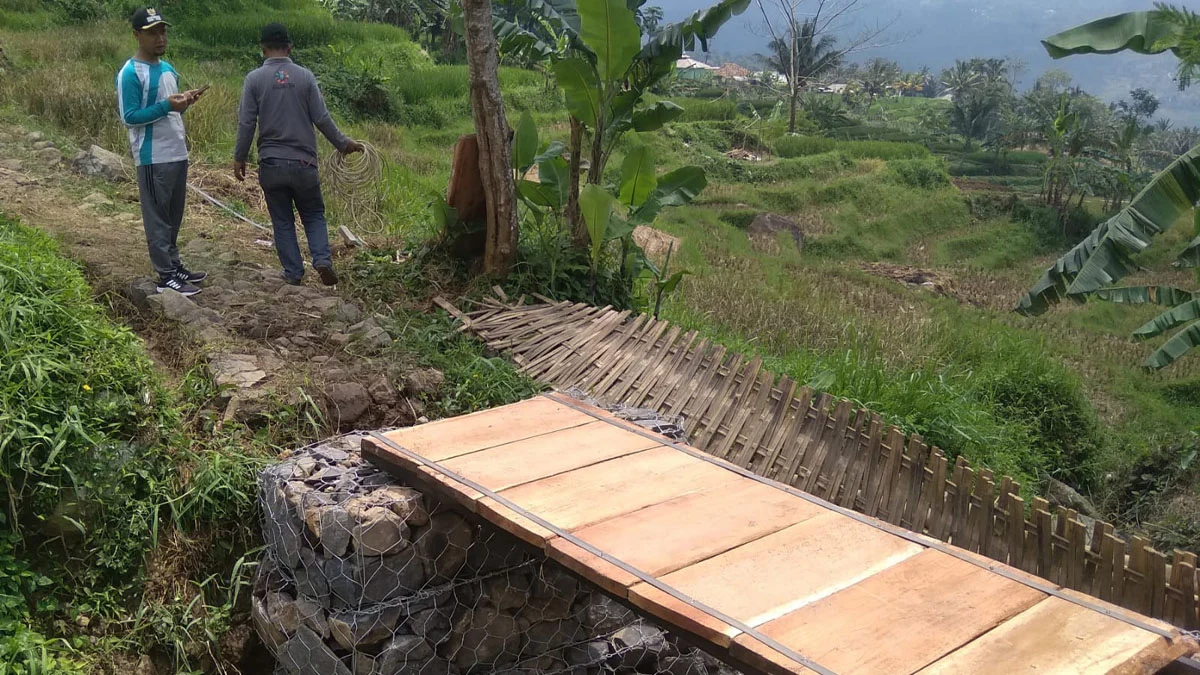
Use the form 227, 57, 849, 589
0, 123, 437, 433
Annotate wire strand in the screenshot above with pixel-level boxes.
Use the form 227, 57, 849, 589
322, 141, 387, 236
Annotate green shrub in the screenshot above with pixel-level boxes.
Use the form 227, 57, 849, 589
774, 135, 928, 161
671, 98, 739, 122
888, 157, 951, 189
0, 215, 173, 589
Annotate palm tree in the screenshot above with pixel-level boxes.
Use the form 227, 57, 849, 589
760, 17, 842, 133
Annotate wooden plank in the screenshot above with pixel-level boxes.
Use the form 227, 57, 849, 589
546, 480, 825, 596
436, 420, 661, 495
731, 550, 1046, 675
482, 446, 742, 534
631, 330, 697, 408
379, 396, 592, 461
626, 512, 922, 646
916, 596, 1190, 675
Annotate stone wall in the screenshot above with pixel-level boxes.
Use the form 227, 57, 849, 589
256, 433, 739, 675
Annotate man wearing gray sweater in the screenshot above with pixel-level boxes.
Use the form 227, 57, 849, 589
233, 22, 362, 286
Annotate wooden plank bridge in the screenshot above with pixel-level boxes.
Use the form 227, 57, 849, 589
363, 393, 1196, 675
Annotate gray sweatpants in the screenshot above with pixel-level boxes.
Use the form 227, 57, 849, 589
136, 160, 188, 278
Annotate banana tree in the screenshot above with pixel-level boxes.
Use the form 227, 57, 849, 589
513, 109, 706, 302
498, 0, 750, 243
1018, 6, 1200, 368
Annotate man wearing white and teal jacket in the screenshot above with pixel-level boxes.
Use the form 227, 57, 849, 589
117, 7, 209, 296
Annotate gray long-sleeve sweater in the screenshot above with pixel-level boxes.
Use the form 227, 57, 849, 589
233, 56, 350, 164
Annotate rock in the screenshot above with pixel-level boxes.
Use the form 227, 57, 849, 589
0, 159, 24, 172
352, 506, 410, 556
445, 606, 521, 670
376, 482, 434, 526
358, 326, 393, 350
330, 333, 352, 347
466, 531, 528, 575
368, 376, 398, 405
483, 571, 531, 611
524, 619, 582, 653
1045, 477, 1101, 519
360, 547, 427, 605
251, 595, 287, 651
295, 548, 330, 604
72, 144, 129, 181
294, 596, 330, 639
326, 382, 371, 426
329, 605, 404, 650
376, 634, 435, 672
135, 655, 154, 675
404, 369, 446, 398
522, 595, 574, 625
409, 607, 453, 646
279, 625, 352, 675
610, 624, 670, 670
308, 296, 341, 313
82, 192, 113, 207
208, 353, 267, 389
24, 131, 43, 143
148, 289, 222, 326
36, 147, 62, 165
127, 278, 160, 311
577, 595, 635, 636
32, 140, 53, 150
661, 654, 708, 675
266, 591, 301, 636
414, 512, 474, 583
303, 504, 353, 557
567, 640, 612, 668
330, 302, 363, 324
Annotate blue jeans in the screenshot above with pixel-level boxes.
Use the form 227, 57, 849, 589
258, 157, 332, 281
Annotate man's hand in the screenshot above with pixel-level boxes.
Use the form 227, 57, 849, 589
167, 93, 190, 112
342, 140, 364, 154
234, 161, 247, 182
183, 86, 209, 105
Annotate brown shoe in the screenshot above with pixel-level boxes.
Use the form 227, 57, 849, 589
315, 264, 339, 286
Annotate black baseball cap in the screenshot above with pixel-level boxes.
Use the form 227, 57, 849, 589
131, 7, 169, 31
260, 23, 292, 45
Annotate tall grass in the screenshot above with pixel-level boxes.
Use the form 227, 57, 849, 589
773, 134, 930, 160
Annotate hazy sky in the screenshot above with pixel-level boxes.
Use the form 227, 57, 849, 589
657, 0, 1200, 123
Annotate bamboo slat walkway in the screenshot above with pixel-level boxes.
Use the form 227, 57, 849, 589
436, 296, 1200, 634
363, 394, 1195, 675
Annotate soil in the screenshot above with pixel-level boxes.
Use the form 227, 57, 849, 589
0, 125, 440, 438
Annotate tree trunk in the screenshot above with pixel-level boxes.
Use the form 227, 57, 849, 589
788, 83, 799, 134
462, 0, 518, 277
567, 116, 586, 246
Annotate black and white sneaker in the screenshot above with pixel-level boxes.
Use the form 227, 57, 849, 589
175, 266, 208, 284
157, 275, 202, 297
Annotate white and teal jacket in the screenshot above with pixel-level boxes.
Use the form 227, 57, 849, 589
116, 58, 188, 167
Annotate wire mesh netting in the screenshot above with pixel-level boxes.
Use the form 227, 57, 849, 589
256, 430, 743, 675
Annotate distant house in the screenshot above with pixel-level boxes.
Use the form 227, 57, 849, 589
715, 63, 750, 83
675, 56, 718, 81
817, 83, 849, 94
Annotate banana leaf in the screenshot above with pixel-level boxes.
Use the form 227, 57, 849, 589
1133, 298, 1200, 339
495, 17, 554, 62
1144, 319, 1200, 369
1042, 11, 1182, 59
1095, 285, 1194, 306
640, 0, 751, 62
578, 0, 640, 81
1015, 144, 1200, 315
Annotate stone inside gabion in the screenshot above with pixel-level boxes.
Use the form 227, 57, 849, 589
256, 432, 741, 675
